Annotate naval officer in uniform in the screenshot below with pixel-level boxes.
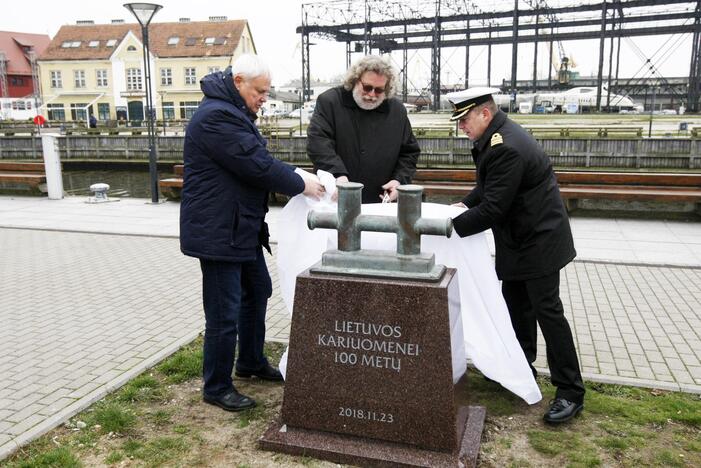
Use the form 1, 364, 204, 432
447, 87, 585, 424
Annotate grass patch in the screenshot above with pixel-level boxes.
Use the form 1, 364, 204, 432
237, 405, 267, 429
5, 446, 81, 468
117, 373, 167, 403
104, 450, 124, 464
157, 345, 202, 384
85, 401, 136, 435
120, 436, 189, 465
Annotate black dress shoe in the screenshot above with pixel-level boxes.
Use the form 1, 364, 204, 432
235, 364, 283, 381
203, 390, 256, 412
543, 397, 583, 424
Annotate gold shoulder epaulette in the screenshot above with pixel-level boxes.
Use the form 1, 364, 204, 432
490, 132, 503, 147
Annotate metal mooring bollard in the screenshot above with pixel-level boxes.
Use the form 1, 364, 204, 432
88, 183, 110, 203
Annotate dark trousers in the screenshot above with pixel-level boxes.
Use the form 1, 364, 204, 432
501, 271, 585, 404
199, 248, 272, 397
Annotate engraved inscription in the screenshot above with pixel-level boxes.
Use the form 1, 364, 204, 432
339, 406, 395, 423
317, 320, 421, 372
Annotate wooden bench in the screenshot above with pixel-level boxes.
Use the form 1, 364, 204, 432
159, 165, 701, 214
413, 168, 701, 214
0, 162, 48, 195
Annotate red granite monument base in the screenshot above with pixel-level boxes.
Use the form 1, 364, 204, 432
260, 405, 486, 468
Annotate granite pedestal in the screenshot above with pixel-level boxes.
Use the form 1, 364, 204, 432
260, 268, 485, 467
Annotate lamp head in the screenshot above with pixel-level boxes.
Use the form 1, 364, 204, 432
123, 3, 162, 27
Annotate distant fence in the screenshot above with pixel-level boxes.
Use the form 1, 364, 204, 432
1, 135, 700, 169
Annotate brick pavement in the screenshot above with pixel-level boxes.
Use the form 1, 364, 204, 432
1, 226, 701, 460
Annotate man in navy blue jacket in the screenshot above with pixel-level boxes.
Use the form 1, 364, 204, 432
180, 54, 324, 412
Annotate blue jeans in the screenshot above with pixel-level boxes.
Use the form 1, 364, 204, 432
200, 248, 272, 397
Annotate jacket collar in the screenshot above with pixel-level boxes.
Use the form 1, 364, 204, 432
340, 86, 390, 113
474, 110, 507, 152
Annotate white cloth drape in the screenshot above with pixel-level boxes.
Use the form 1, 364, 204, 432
276, 171, 542, 405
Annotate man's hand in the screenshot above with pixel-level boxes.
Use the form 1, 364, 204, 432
451, 202, 467, 208
332, 175, 349, 202
380, 179, 401, 202
303, 177, 325, 200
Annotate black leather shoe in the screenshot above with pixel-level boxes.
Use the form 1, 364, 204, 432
203, 390, 256, 412
235, 364, 283, 381
543, 398, 583, 424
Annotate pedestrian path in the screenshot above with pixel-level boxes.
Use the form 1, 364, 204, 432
0, 195, 700, 460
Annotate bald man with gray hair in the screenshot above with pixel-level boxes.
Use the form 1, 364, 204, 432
180, 54, 324, 412
307, 55, 420, 203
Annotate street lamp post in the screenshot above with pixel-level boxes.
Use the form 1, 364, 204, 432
124, 2, 163, 203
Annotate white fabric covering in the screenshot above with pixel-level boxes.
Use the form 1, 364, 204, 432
276, 171, 542, 405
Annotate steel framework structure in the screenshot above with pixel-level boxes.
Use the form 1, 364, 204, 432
298, 0, 701, 111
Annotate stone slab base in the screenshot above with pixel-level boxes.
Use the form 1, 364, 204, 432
259, 405, 486, 468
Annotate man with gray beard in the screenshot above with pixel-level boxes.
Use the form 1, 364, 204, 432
307, 55, 420, 203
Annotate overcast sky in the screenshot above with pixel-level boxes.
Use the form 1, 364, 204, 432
0, 0, 694, 90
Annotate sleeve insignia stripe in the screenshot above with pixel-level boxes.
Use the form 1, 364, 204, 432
491, 132, 503, 146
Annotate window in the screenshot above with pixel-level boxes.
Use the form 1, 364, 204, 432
10, 77, 24, 86
96, 69, 108, 87
184, 67, 197, 85
213, 37, 226, 45
204, 37, 215, 45
71, 41, 81, 48
207, 66, 220, 74
88, 40, 100, 47
126, 68, 142, 91
26, 101, 32, 109
106, 39, 117, 47
70, 103, 88, 121
98, 103, 110, 120
167, 36, 179, 45
179, 101, 199, 119
74, 70, 86, 88
47, 103, 65, 121
61, 41, 72, 48
160, 68, 172, 86
50, 70, 62, 88
127, 45, 137, 51
185, 37, 197, 46
162, 101, 175, 120
11, 101, 26, 110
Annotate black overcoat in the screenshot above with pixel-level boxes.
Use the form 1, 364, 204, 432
307, 87, 420, 203
452, 111, 576, 280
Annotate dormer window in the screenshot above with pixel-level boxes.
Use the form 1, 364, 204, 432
88, 40, 100, 48
204, 37, 215, 45
167, 36, 179, 45
106, 39, 117, 47
127, 45, 137, 51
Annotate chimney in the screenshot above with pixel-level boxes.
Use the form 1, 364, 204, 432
76, 20, 95, 25
111, 19, 125, 24
179, 17, 190, 23
208, 16, 227, 22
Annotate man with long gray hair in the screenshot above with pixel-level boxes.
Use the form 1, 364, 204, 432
307, 55, 420, 203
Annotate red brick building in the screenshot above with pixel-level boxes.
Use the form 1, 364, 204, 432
0, 30, 50, 119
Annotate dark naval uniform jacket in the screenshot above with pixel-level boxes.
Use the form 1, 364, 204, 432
452, 110, 576, 280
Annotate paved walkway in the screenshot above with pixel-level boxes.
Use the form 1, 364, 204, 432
0, 195, 700, 460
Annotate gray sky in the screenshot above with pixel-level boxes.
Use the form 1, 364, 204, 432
0, 0, 693, 90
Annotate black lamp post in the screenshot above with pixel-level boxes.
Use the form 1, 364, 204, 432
124, 2, 162, 203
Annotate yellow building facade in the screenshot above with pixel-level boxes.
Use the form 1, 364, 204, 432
37, 18, 255, 123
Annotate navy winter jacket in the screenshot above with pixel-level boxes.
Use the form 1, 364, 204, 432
180, 69, 304, 262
